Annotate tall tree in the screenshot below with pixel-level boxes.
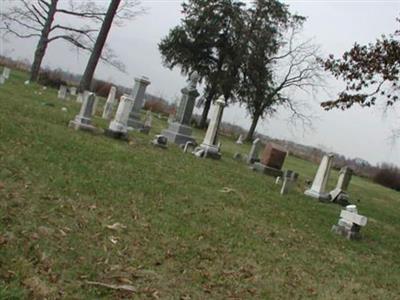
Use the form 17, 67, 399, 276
240, 1, 323, 141
0, 0, 140, 82
78, 0, 121, 92
159, 0, 246, 128
320, 19, 400, 111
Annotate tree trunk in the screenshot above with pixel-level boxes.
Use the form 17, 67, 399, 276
78, 0, 121, 92
29, 0, 58, 82
245, 111, 261, 142
199, 87, 217, 129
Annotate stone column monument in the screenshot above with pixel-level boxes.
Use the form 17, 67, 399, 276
330, 166, 353, 202
161, 72, 200, 145
68, 92, 96, 132
127, 76, 151, 129
102, 86, 117, 119
305, 154, 334, 201
194, 96, 226, 159
105, 95, 135, 140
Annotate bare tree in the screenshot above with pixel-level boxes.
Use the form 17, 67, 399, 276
241, 25, 325, 141
0, 0, 141, 82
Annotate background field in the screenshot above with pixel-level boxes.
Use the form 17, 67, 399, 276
0, 71, 399, 299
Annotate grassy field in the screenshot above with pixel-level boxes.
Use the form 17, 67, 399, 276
0, 70, 399, 299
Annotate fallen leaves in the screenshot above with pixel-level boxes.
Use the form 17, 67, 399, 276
106, 222, 127, 231
23, 276, 55, 298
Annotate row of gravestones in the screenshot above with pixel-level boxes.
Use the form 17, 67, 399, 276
60, 71, 367, 240
238, 139, 368, 240
66, 72, 229, 159
0, 67, 11, 85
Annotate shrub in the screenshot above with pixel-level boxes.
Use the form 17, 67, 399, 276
38, 68, 68, 88
373, 163, 400, 191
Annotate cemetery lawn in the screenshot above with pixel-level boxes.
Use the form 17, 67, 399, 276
1, 70, 400, 300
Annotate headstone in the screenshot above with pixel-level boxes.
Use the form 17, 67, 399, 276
151, 135, 168, 149
102, 86, 117, 119
139, 110, 152, 134
2, 67, 10, 79
69, 87, 77, 96
24, 80, 30, 85
58, 85, 67, 100
161, 72, 200, 145
68, 92, 96, 132
252, 143, 287, 177
236, 134, 244, 145
331, 205, 367, 240
260, 143, 287, 169
0, 75, 5, 85
127, 76, 151, 129
247, 138, 261, 164
193, 96, 226, 159
275, 177, 281, 185
280, 170, 299, 195
105, 95, 134, 140
304, 154, 334, 201
330, 167, 353, 205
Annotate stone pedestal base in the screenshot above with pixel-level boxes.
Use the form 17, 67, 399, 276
161, 122, 196, 145
68, 119, 96, 132
251, 162, 283, 177
304, 189, 331, 201
331, 225, 361, 240
194, 144, 221, 159
104, 129, 129, 141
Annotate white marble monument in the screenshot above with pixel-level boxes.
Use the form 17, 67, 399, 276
105, 95, 134, 140
68, 92, 96, 132
127, 76, 151, 130
193, 96, 226, 159
69, 87, 77, 96
330, 166, 353, 202
247, 138, 261, 164
0, 75, 5, 85
236, 134, 244, 145
280, 170, 299, 195
332, 205, 367, 240
304, 154, 334, 201
102, 86, 117, 119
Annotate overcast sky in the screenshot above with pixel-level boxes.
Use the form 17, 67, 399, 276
1, 0, 399, 166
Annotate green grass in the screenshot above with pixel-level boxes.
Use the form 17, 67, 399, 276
0, 70, 399, 299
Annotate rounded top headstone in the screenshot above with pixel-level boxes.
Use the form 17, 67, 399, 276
346, 204, 357, 213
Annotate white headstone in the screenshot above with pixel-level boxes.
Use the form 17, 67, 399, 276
69, 87, 77, 96
247, 138, 261, 164
58, 85, 67, 100
2, 67, 10, 79
304, 154, 334, 201
195, 96, 225, 159
107, 95, 135, 138
0, 75, 5, 85
236, 134, 244, 144
102, 86, 117, 119
91, 95, 99, 116
68, 92, 96, 131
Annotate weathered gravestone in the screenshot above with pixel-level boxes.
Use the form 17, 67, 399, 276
69, 87, 77, 96
127, 76, 151, 130
76, 91, 89, 103
304, 154, 334, 201
280, 170, 299, 195
0, 75, 5, 85
2, 67, 10, 79
139, 110, 153, 134
331, 205, 367, 240
91, 95, 99, 116
161, 72, 200, 145
105, 95, 134, 140
252, 143, 287, 177
329, 166, 353, 205
68, 92, 96, 132
236, 134, 244, 145
193, 96, 226, 159
247, 138, 261, 164
102, 86, 117, 119
58, 85, 67, 100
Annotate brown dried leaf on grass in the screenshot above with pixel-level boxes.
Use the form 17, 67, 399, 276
85, 280, 137, 293
23, 276, 55, 298
106, 222, 127, 231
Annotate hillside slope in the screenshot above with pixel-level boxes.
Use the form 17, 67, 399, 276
0, 71, 399, 299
